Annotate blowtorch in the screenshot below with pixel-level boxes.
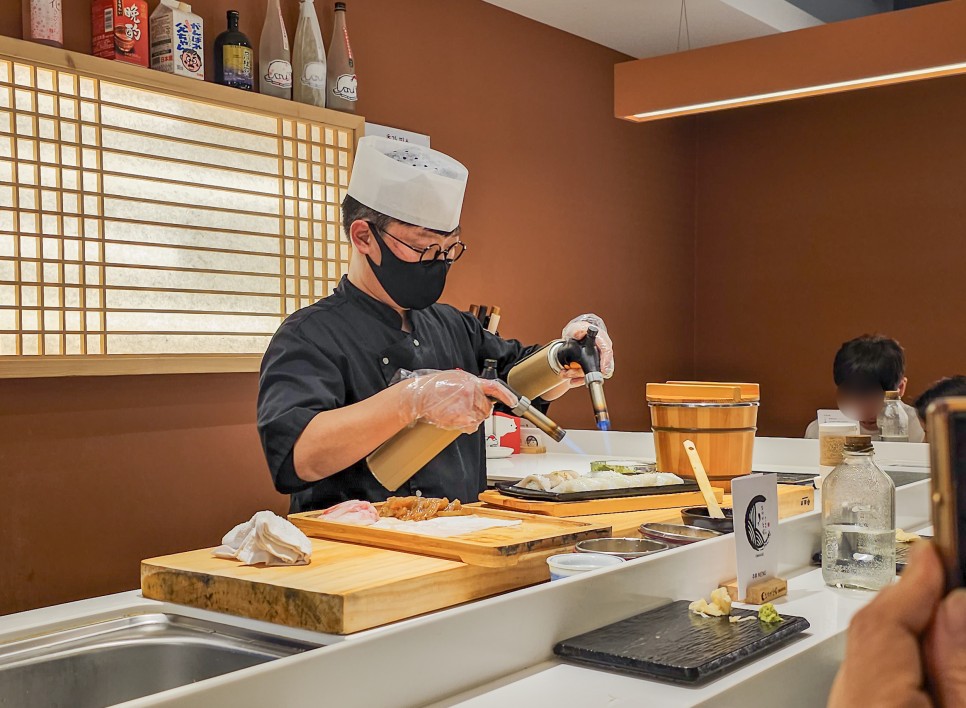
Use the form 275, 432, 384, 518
507, 325, 612, 431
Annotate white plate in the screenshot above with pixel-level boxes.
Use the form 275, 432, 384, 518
485, 446, 515, 459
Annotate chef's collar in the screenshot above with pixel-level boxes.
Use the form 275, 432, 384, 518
337, 276, 409, 331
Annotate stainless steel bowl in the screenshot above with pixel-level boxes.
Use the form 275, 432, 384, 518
575, 537, 668, 559
639, 522, 723, 545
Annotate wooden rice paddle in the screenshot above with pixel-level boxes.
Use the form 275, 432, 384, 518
683, 439, 726, 519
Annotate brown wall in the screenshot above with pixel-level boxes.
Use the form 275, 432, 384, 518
0, 1, 697, 614
693, 75, 966, 437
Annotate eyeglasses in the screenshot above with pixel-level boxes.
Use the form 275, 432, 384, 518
367, 221, 467, 265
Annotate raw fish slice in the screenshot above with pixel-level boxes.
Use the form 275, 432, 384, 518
320, 500, 380, 525
518, 474, 556, 491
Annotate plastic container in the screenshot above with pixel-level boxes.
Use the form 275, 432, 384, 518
546, 553, 624, 581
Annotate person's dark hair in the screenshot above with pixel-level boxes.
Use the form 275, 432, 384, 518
914, 376, 966, 422
832, 335, 905, 394
341, 194, 459, 240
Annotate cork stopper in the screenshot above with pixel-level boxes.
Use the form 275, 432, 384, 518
844, 435, 874, 453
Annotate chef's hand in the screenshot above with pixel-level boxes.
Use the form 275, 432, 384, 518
560, 313, 615, 388
400, 369, 518, 435
828, 542, 966, 708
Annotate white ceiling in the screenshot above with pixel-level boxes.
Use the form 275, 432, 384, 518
481, 0, 830, 58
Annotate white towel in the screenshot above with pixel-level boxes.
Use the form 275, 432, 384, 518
213, 511, 312, 566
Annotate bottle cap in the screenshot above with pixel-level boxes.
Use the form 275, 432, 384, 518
884, 390, 901, 400
335, 2, 346, 9
844, 435, 874, 452
483, 359, 498, 368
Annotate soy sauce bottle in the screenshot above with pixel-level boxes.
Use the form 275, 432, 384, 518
214, 10, 254, 91
482, 359, 499, 448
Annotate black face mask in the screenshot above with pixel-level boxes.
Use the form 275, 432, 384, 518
366, 223, 451, 310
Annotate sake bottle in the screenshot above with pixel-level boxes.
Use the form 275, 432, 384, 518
325, 2, 357, 112
22, 0, 63, 48
214, 10, 254, 91
292, 0, 327, 107
259, 0, 292, 99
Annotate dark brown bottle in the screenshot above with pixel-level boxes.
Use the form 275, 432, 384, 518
214, 10, 254, 91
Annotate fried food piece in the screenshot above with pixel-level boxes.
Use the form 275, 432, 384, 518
379, 496, 465, 521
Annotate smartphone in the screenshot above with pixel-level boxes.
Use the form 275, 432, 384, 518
927, 397, 966, 591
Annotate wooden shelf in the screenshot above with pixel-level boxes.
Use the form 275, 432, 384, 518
0, 354, 263, 378
0, 35, 364, 135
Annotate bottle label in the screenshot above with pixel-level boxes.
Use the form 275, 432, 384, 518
222, 45, 254, 87
264, 59, 293, 89
174, 18, 204, 76
277, 3, 289, 52
300, 62, 327, 90
342, 25, 353, 64
30, 0, 64, 44
331, 73, 357, 102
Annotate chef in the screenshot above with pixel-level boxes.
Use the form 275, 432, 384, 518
257, 136, 615, 513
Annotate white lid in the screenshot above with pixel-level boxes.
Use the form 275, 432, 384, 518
819, 422, 860, 432
347, 136, 468, 232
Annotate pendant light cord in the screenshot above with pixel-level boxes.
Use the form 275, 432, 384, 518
677, 0, 692, 52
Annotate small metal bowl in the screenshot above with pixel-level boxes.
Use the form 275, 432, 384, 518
575, 537, 668, 560
639, 522, 723, 546
681, 506, 735, 534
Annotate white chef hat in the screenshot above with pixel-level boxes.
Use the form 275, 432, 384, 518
346, 136, 468, 232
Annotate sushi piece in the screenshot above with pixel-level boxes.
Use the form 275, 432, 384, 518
515, 470, 580, 491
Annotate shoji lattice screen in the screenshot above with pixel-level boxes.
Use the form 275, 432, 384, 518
0, 38, 363, 377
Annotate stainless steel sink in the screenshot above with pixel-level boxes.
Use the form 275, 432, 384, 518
0, 613, 321, 708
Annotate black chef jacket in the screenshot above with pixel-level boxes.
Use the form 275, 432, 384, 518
257, 276, 544, 513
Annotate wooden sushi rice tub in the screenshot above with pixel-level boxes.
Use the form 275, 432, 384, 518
647, 381, 760, 491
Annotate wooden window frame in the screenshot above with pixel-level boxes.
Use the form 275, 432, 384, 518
0, 36, 364, 378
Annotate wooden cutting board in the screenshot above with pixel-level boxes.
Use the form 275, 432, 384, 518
289, 506, 611, 567
478, 487, 725, 517
141, 539, 563, 635
567, 484, 814, 536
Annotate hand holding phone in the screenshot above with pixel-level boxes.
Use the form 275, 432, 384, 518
927, 397, 966, 591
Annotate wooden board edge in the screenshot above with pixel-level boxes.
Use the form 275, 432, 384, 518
478, 488, 725, 517
338, 550, 557, 634
288, 513, 613, 567
140, 561, 345, 634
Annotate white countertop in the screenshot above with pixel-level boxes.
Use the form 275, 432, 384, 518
430, 567, 876, 708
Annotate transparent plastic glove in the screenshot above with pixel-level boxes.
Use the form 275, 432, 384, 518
561, 313, 615, 380
399, 369, 519, 435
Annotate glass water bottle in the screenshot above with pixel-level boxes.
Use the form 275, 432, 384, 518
822, 435, 896, 590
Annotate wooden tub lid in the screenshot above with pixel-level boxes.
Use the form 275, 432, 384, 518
646, 382, 760, 403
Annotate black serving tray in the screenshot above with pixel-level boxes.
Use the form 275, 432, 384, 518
554, 600, 810, 685
495, 479, 700, 503
772, 472, 819, 486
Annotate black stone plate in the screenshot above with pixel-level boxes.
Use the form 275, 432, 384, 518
772, 472, 818, 486
553, 600, 810, 685
494, 479, 699, 503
